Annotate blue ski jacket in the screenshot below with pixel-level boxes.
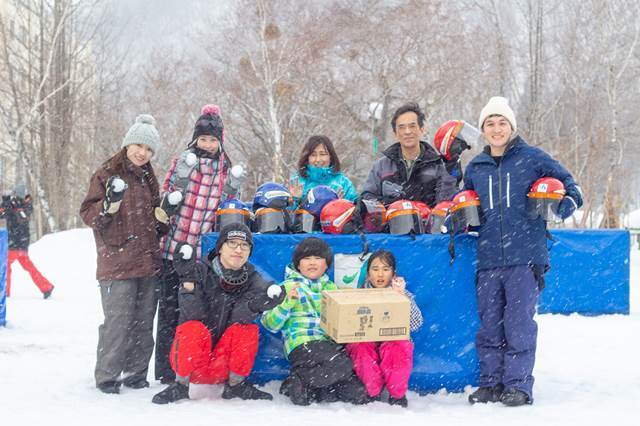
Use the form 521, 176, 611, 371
463, 136, 580, 270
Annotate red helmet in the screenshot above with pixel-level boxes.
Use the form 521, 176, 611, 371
320, 199, 357, 234
359, 199, 387, 233
386, 200, 423, 235
450, 190, 481, 230
433, 120, 480, 160
412, 201, 431, 233
528, 177, 565, 221
427, 200, 454, 234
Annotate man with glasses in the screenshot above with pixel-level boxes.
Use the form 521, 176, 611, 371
152, 223, 285, 404
361, 102, 456, 207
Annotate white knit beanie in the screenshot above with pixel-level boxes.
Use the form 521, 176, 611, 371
122, 114, 160, 153
478, 97, 517, 133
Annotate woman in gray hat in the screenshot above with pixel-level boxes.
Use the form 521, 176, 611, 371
80, 114, 169, 394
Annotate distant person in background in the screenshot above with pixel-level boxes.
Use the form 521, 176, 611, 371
80, 114, 168, 395
289, 135, 358, 207
0, 184, 54, 299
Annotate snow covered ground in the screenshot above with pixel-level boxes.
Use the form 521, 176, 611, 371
1, 229, 638, 425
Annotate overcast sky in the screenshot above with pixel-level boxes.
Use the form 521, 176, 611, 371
104, 0, 228, 64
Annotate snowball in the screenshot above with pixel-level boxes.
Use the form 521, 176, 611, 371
185, 152, 197, 166
231, 164, 244, 179
112, 178, 126, 192
267, 284, 282, 299
179, 245, 193, 260
168, 191, 183, 205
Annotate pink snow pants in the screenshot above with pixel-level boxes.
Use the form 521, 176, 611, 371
346, 340, 414, 399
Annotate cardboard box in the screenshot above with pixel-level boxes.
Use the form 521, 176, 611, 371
320, 288, 411, 343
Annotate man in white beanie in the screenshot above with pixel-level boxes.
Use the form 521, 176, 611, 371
463, 97, 583, 406
80, 114, 169, 394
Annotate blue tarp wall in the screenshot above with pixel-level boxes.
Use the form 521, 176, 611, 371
0, 228, 7, 327
202, 229, 629, 393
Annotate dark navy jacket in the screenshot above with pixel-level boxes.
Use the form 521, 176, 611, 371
463, 136, 578, 271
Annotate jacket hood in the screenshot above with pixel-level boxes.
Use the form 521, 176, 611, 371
304, 165, 339, 182
284, 263, 329, 293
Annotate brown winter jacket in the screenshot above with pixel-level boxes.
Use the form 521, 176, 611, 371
80, 149, 168, 280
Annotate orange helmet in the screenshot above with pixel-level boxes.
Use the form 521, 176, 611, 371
386, 200, 423, 235
320, 199, 357, 234
433, 120, 480, 161
528, 177, 565, 221
450, 190, 481, 230
427, 200, 454, 234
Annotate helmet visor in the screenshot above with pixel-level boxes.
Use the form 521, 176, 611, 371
527, 196, 561, 222
457, 122, 481, 148
388, 211, 423, 235
255, 208, 287, 233
215, 209, 251, 231
426, 213, 446, 234
293, 210, 316, 233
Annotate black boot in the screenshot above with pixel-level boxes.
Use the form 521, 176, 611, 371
501, 388, 532, 407
123, 377, 150, 389
222, 380, 273, 401
43, 287, 54, 299
152, 382, 189, 404
97, 381, 121, 395
388, 395, 408, 408
285, 373, 310, 406
334, 375, 370, 405
468, 384, 504, 404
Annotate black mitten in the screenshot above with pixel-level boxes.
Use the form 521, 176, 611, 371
103, 176, 127, 215
173, 243, 199, 283
155, 191, 184, 224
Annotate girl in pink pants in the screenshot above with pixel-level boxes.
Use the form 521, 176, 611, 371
346, 250, 423, 407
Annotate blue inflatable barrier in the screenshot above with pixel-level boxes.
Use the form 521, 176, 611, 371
0, 228, 7, 327
201, 230, 629, 393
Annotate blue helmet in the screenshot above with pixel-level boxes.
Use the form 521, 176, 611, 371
218, 199, 251, 211
253, 182, 293, 210
302, 185, 338, 217
215, 199, 252, 231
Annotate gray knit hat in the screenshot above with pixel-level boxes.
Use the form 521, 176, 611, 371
122, 114, 160, 152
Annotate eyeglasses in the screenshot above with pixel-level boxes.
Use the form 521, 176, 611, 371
225, 240, 251, 252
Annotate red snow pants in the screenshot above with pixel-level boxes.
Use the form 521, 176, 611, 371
169, 320, 259, 384
6, 249, 54, 297
346, 340, 414, 399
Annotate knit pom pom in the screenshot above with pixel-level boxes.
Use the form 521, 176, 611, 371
136, 114, 156, 126
201, 104, 221, 116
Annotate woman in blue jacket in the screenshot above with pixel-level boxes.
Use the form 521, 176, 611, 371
289, 135, 358, 206
464, 97, 582, 407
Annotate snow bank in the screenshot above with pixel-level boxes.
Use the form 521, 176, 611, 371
0, 229, 638, 426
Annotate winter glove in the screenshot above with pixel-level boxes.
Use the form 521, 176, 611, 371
155, 190, 184, 224
381, 180, 405, 204
102, 176, 127, 215
220, 164, 248, 203
556, 185, 583, 220
173, 243, 199, 283
248, 283, 286, 313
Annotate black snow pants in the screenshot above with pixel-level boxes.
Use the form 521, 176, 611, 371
154, 260, 180, 382
285, 340, 367, 404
